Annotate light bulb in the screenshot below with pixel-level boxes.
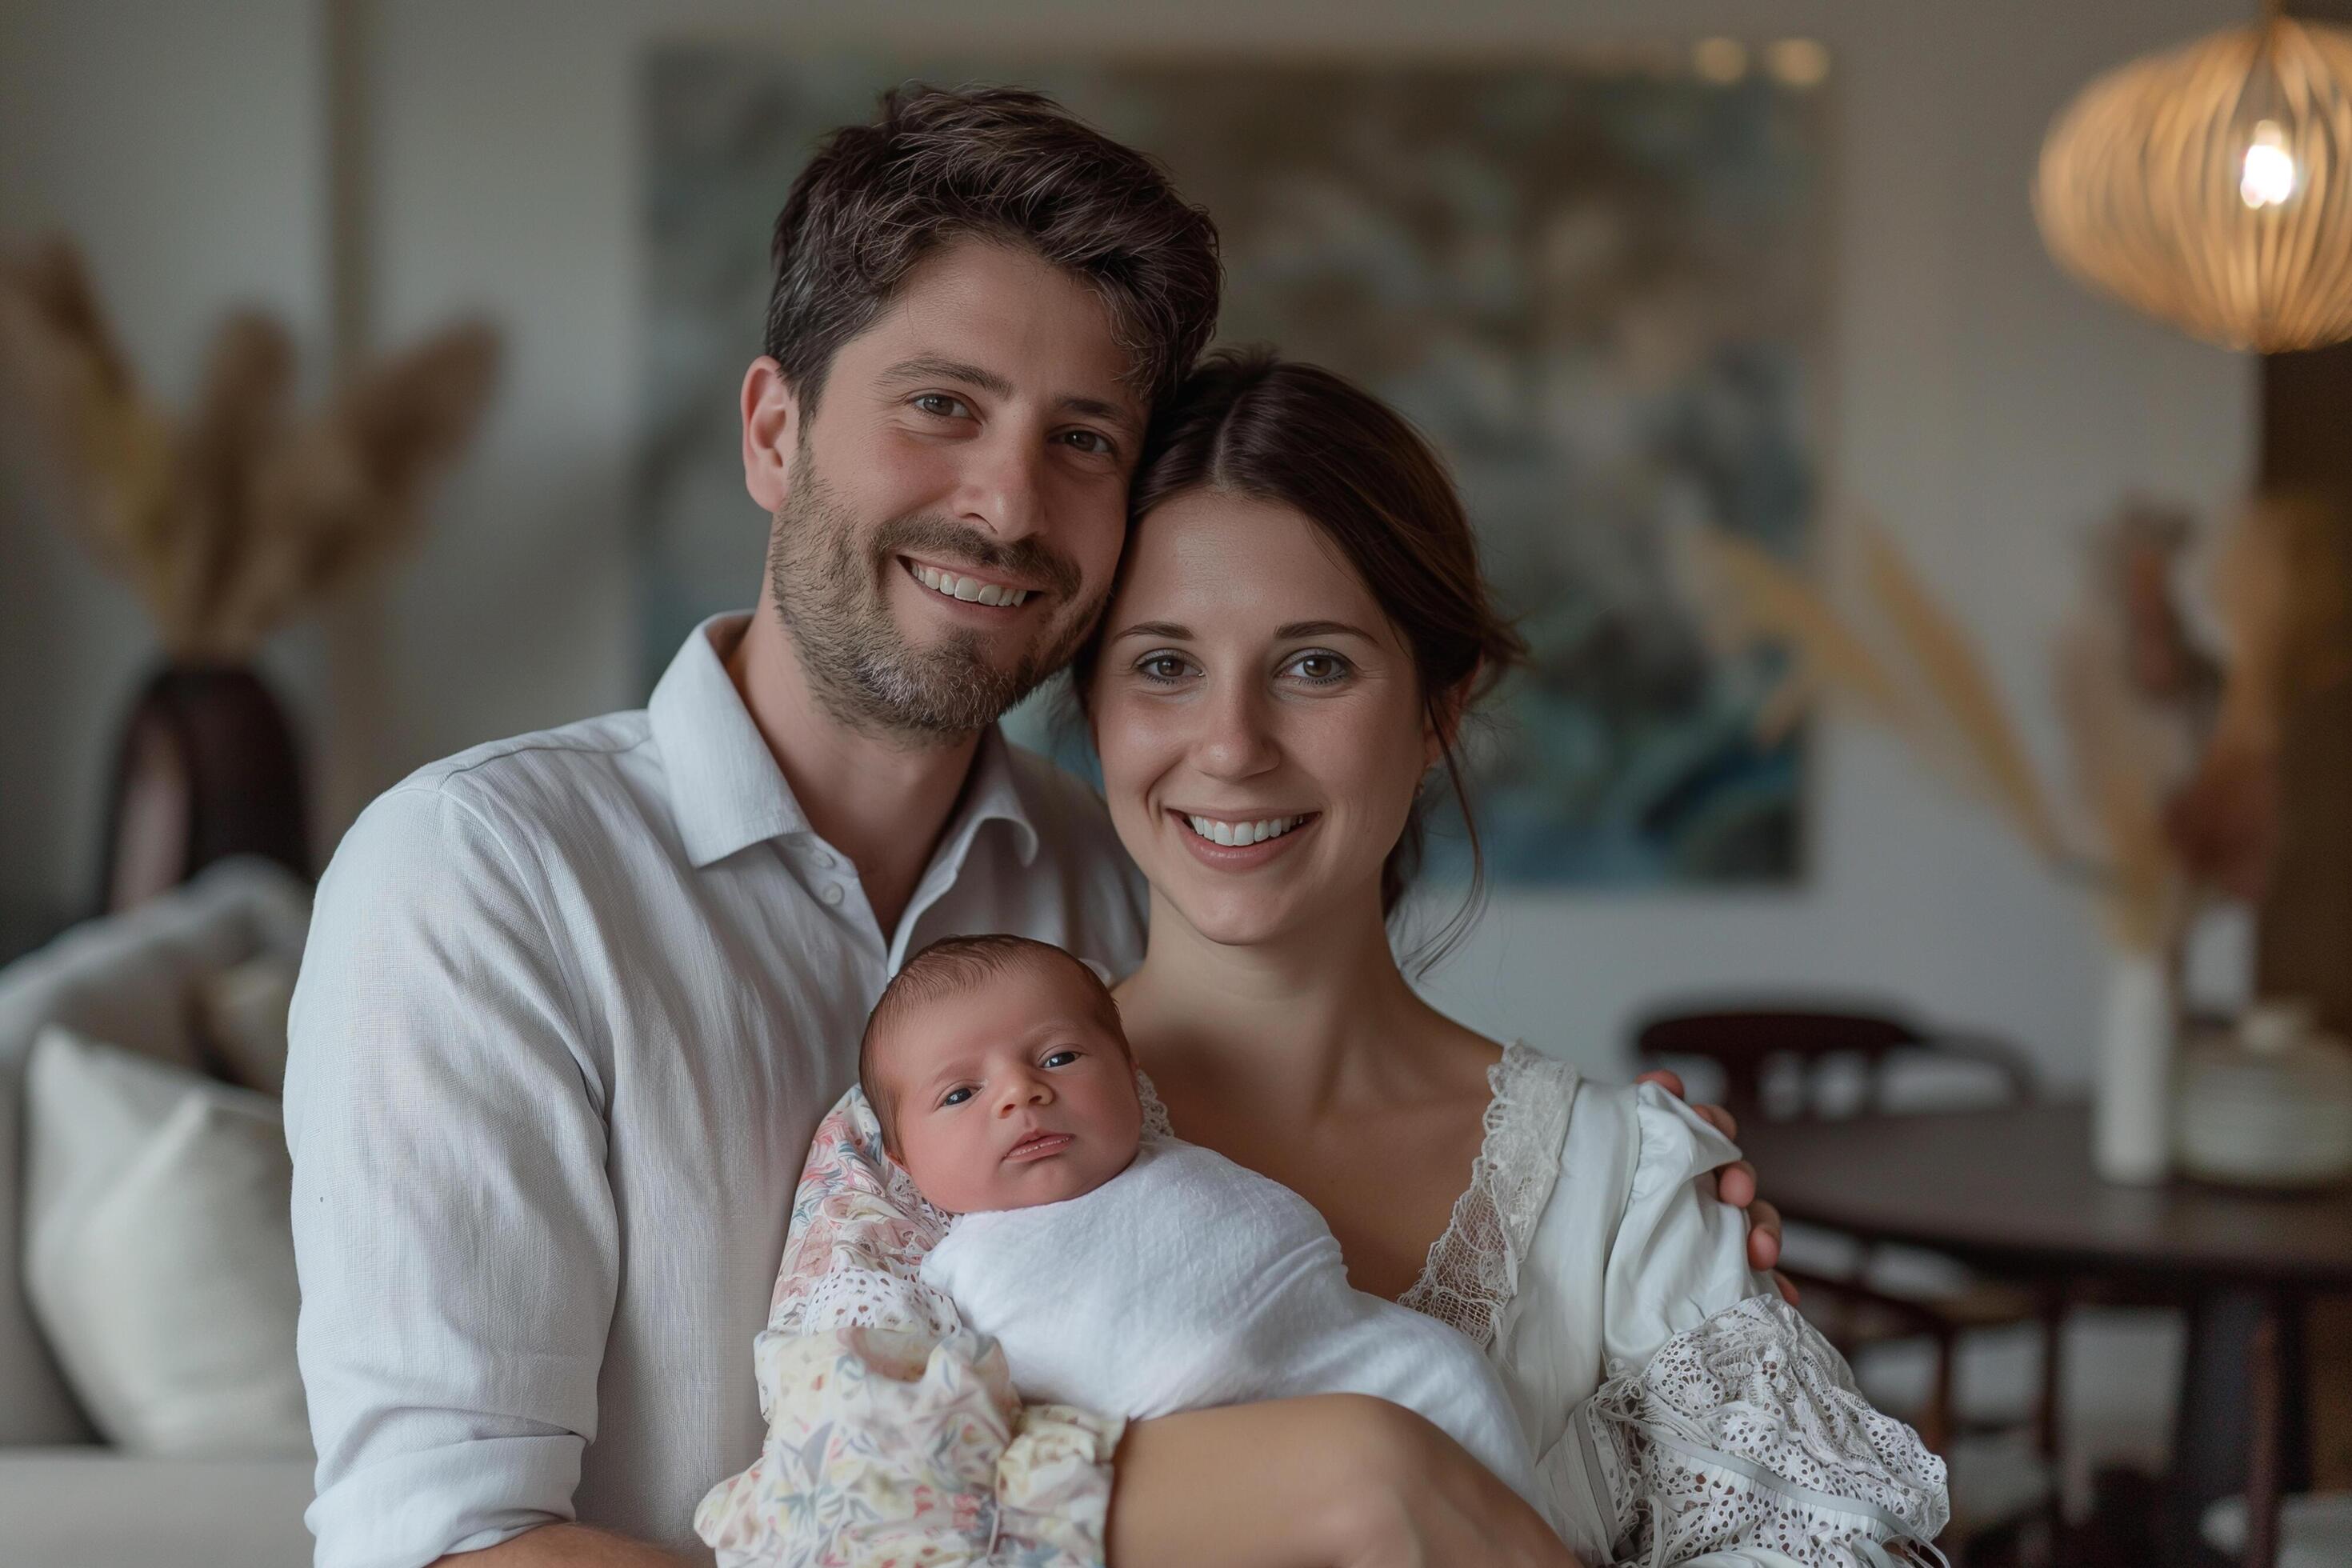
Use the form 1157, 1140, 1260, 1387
2240, 119, 2298, 208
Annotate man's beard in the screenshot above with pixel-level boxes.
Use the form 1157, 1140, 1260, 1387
766, 454, 1106, 743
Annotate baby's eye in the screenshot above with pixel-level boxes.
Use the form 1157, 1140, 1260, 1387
1042, 1050, 1080, 1069
941, 1086, 975, 1106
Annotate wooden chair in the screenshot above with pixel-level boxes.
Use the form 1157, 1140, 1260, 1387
1635, 1006, 2068, 1554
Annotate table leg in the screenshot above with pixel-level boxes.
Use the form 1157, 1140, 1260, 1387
2244, 1299, 2281, 1568
2170, 1285, 2310, 1566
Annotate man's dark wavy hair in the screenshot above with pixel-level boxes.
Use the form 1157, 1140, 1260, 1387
763, 84, 1222, 412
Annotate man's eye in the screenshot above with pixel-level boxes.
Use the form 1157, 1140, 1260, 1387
1058, 428, 1116, 456
1042, 1050, 1079, 1069
914, 393, 974, 419
1136, 653, 1192, 684
941, 1086, 974, 1106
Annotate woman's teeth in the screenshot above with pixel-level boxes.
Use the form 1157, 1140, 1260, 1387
1185, 814, 1306, 847
910, 562, 1029, 607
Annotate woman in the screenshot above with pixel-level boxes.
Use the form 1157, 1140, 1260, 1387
702, 353, 1948, 1567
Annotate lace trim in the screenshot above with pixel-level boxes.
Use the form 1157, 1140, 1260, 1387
799, 1264, 958, 1339
1584, 1294, 1951, 1566
1136, 1068, 1175, 1142
1396, 1042, 1577, 1350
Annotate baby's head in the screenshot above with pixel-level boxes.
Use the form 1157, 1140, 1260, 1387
860, 934, 1145, 1214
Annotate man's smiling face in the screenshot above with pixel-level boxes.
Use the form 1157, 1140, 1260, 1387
744, 237, 1146, 740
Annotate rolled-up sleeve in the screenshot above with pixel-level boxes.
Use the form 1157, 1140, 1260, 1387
284, 784, 617, 1568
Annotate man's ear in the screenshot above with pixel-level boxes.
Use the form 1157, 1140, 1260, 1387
741, 356, 803, 514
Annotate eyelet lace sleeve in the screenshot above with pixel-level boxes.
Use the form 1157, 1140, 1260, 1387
696, 1074, 1173, 1566
1573, 1295, 1950, 1567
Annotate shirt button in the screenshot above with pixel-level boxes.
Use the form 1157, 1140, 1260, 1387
821, 883, 846, 906
813, 850, 837, 870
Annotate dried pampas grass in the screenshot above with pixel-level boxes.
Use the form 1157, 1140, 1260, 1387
1681, 514, 2166, 948
0, 237, 498, 662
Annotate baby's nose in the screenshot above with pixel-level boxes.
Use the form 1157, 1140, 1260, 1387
998, 1077, 1053, 1113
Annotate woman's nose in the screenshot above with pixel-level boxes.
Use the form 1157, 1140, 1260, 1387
1194, 682, 1281, 778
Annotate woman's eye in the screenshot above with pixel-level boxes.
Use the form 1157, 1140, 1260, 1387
914, 393, 973, 419
1058, 428, 1116, 457
1042, 1050, 1079, 1069
1136, 653, 1193, 685
1285, 651, 1351, 685
941, 1086, 974, 1106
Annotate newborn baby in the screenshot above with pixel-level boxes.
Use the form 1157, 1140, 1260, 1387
862, 934, 1542, 1510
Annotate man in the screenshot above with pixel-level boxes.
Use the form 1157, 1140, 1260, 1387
287, 86, 1777, 1568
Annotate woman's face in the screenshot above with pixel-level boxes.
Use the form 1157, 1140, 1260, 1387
1090, 490, 1434, 949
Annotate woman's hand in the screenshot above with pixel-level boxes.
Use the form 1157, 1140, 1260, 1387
1326, 1400, 1584, 1568
1634, 1068, 1796, 1305
1110, 1394, 1579, 1568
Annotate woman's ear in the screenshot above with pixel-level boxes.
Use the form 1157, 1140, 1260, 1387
1422, 665, 1482, 772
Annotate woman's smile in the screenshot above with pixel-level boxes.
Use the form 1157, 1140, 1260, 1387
1169, 807, 1321, 867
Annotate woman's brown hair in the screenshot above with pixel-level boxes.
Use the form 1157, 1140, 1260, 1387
1074, 349, 1527, 967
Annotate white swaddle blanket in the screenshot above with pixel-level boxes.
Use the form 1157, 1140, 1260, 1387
919, 1137, 1541, 1509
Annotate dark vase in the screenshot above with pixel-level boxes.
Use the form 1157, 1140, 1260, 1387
96, 662, 312, 914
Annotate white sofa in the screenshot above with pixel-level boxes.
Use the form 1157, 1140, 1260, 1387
1, 861, 316, 1567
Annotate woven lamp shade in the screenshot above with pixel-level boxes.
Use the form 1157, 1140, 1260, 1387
2035, 14, 2352, 353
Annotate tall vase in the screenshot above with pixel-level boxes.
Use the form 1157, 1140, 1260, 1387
95, 662, 312, 914
2094, 950, 2175, 1184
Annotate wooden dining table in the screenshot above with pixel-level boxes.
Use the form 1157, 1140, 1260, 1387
1735, 1101, 2352, 1568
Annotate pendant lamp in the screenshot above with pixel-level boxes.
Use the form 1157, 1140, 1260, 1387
2034, 4, 2352, 353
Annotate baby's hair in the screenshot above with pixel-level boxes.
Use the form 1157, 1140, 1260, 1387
859, 934, 1126, 1155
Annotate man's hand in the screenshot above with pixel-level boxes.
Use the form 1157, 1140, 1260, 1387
1634, 1068, 1797, 1306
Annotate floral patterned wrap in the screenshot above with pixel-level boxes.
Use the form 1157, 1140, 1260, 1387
694, 1086, 1126, 1568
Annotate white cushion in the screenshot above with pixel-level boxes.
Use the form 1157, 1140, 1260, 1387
0, 1447, 314, 1568
0, 857, 310, 1446
194, 953, 298, 1094
23, 1025, 310, 1456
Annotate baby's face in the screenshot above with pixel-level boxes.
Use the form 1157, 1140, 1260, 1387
883, 959, 1144, 1214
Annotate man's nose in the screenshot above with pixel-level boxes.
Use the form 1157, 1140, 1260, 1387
954, 426, 1048, 542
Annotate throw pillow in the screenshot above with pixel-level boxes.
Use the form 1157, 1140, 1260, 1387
23, 1023, 309, 1456
192, 953, 298, 1094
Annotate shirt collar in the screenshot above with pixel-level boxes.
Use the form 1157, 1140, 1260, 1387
649, 612, 1043, 873
649, 613, 810, 867
951, 725, 1043, 871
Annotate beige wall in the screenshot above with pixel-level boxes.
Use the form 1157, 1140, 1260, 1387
3, 0, 2258, 1085
0, 0, 328, 947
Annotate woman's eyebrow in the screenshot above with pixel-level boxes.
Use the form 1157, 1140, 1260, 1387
1112, 620, 1192, 642
1276, 619, 1376, 642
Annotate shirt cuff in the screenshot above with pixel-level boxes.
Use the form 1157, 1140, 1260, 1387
995, 1398, 1125, 1563
306, 1430, 580, 1568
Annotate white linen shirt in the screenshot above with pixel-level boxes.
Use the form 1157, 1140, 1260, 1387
284, 613, 1146, 1568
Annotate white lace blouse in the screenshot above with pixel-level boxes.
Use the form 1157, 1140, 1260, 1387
1419, 1044, 1950, 1566
698, 1046, 1949, 1567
